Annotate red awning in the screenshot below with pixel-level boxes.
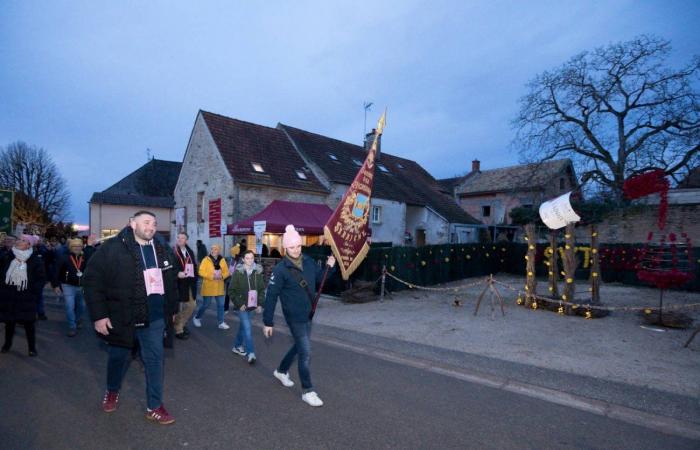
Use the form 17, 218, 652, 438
227, 200, 333, 235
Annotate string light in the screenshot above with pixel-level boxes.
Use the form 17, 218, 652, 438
585, 310, 593, 319
531, 301, 538, 310
516, 294, 523, 305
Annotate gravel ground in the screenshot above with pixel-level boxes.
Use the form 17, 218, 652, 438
313, 275, 700, 398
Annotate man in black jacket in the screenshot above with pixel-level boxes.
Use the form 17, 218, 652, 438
173, 231, 197, 340
51, 238, 93, 337
83, 211, 178, 425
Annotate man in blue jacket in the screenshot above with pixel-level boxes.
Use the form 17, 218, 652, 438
263, 224, 335, 407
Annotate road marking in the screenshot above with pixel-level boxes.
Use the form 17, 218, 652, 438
311, 333, 700, 441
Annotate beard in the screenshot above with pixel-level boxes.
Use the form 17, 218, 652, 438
133, 226, 155, 242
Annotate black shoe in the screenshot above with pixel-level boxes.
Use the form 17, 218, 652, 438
1, 346, 9, 353
67, 328, 77, 337
183, 327, 191, 336
175, 332, 189, 340
28, 349, 38, 357
38, 314, 48, 321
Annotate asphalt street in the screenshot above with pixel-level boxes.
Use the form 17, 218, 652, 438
0, 305, 697, 450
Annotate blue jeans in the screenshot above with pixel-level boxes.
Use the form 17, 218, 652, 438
233, 310, 256, 355
62, 284, 85, 329
106, 319, 165, 410
278, 321, 313, 391
195, 295, 225, 324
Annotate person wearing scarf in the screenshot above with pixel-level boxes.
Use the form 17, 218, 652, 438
0, 234, 46, 356
193, 244, 230, 329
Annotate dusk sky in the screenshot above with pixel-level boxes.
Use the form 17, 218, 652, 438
2, 1, 699, 224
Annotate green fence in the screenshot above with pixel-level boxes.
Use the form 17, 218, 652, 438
303, 242, 700, 293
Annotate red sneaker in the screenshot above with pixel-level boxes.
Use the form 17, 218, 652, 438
145, 405, 175, 425
102, 391, 119, 413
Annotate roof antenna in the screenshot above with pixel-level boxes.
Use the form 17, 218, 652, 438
363, 101, 373, 136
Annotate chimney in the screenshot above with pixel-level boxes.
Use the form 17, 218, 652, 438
364, 128, 381, 159
472, 159, 481, 172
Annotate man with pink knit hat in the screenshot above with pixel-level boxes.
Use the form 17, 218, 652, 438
263, 224, 335, 407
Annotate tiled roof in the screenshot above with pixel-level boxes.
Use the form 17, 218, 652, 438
279, 124, 480, 225
89, 193, 175, 208
456, 159, 574, 195
436, 176, 463, 194
90, 159, 181, 208
200, 111, 328, 194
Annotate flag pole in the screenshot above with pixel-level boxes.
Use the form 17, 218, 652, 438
309, 265, 330, 320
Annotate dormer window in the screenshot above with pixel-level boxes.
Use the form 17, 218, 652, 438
295, 170, 308, 180
352, 158, 362, 166
328, 153, 338, 161
378, 164, 389, 173
251, 162, 265, 173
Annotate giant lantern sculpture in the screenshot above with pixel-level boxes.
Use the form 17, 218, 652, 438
623, 169, 694, 328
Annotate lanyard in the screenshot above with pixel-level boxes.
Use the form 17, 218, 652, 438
138, 243, 159, 270
246, 267, 254, 290
175, 247, 191, 268
69, 254, 83, 271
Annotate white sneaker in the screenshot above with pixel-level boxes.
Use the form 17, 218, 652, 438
231, 346, 247, 356
218, 322, 230, 330
273, 370, 294, 387
192, 317, 201, 328
247, 353, 256, 365
302, 391, 324, 407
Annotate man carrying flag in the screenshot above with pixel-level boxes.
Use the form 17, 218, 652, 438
263, 111, 386, 407
263, 225, 335, 407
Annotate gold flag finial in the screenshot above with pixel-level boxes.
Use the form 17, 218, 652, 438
376, 109, 387, 135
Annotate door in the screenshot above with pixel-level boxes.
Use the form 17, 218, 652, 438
416, 229, 426, 246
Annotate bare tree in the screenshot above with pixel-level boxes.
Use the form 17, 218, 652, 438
513, 35, 700, 201
0, 141, 70, 222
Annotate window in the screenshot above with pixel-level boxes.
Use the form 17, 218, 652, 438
196, 191, 204, 222
559, 177, 565, 190
378, 164, 389, 173
371, 205, 382, 224
251, 162, 265, 173
352, 158, 362, 166
295, 170, 308, 180
328, 153, 338, 161
396, 163, 405, 169
482, 205, 491, 217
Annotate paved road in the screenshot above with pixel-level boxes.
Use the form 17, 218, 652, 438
1, 305, 698, 449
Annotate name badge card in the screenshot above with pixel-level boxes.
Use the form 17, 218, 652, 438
247, 290, 258, 308
143, 268, 165, 295
184, 263, 194, 277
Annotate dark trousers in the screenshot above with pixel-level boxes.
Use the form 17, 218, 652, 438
3, 320, 37, 351
278, 321, 313, 391
106, 319, 165, 410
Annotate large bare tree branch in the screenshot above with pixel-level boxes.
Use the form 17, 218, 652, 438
513, 35, 700, 201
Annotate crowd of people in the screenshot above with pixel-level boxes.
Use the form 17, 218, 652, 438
0, 213, 336, 425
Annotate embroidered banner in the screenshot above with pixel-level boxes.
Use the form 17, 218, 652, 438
324, 111, 386, 280
209, 198, 222, 238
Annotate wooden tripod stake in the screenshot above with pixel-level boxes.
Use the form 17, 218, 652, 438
473, 275, 506, 318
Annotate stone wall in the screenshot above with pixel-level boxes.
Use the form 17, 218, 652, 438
589, 204, 700, 244
173, 113, 234, 249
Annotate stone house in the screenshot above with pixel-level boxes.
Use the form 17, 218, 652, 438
439, 159, 577, 239
174, 110, 481, 251
89, 159, 181, 241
